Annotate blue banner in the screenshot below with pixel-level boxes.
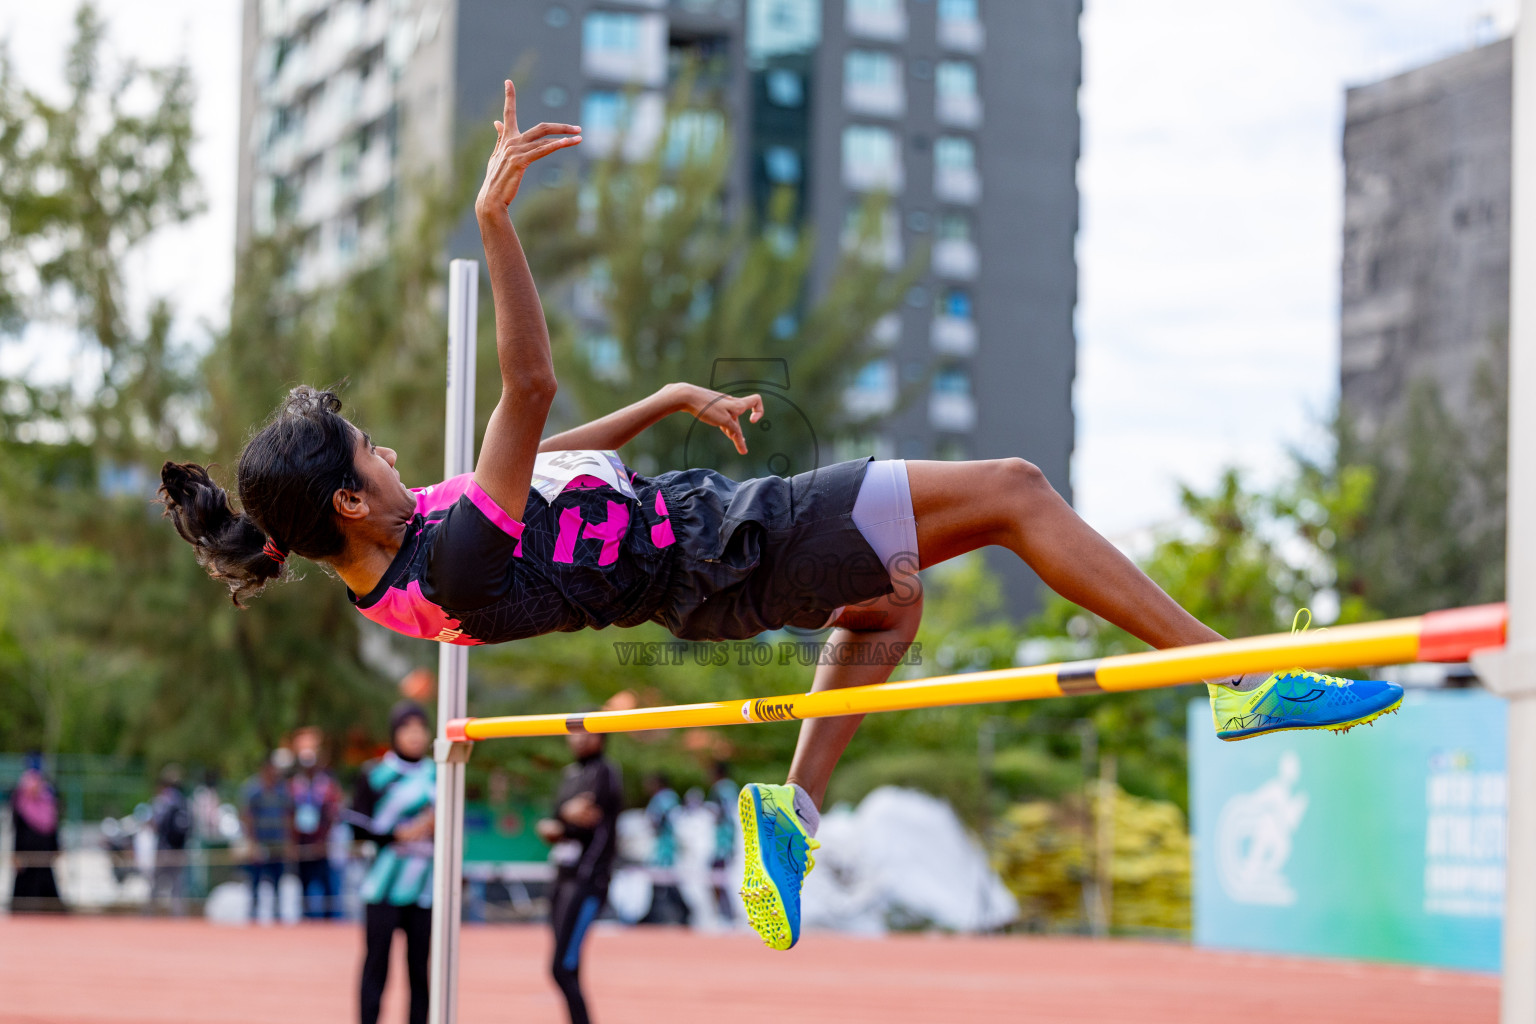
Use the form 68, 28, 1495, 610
1189, 689, 1505, 971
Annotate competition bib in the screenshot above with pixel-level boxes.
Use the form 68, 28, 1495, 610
531, 449, 636, 503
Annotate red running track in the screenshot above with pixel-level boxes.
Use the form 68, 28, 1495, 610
0, 916, 1497, 1024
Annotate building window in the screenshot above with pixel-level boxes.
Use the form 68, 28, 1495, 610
845, 358, 898, 418
933, 213, 977, 280
748, 0, 821, 60
842, 204, 902, 268
935, 135, 975, 172
665, 109, 724, 166
766, 67, 804, 107
929, 364, 977, 432
936, 59, 981, 127
764, 145, 803, 184
937, 212, 970, 242
933, 365, 970, 394
582, 89, 664, 158
584, 11, 640, 53
936, 60, 976, 99
934, 135, 981, 204
939, 287, 973, 319
844, 49, 904, 118
842, 124, 903, 192
937, 0, 984, 52
847, 0, 908, 42
582, 11, 665, 85
582, 90, 629, 136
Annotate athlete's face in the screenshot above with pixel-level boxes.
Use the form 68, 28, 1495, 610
351, 426, 414, 515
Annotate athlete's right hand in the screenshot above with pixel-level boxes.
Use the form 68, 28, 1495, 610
475, 80, 581, 216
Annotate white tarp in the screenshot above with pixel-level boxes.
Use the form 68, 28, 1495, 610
802, 786, 1018, 935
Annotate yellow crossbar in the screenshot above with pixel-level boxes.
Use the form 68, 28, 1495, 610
447, 604, 1507, 741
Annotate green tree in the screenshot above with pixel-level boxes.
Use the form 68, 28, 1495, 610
1330, 338, 1508, 616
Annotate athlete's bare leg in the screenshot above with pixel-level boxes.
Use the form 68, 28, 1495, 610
783, 458, 1220, 808
908, 458, 1220, 649
784, 593, 922, 808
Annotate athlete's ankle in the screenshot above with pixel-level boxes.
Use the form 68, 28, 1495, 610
787, 782, 821, 837
1206, 672, 1269, 692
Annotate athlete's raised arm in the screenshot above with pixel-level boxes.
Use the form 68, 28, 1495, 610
472, 80, 581, 519
538, 383, 764, 456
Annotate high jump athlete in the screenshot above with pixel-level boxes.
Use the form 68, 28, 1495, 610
161, 82, 1403, 952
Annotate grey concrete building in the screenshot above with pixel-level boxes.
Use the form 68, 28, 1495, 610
237, 0, 1081, 615
1340, 38, 1512, 442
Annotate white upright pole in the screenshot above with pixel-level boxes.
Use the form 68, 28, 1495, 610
428, 259, 478, 1024
1490, 8, 1536, 1021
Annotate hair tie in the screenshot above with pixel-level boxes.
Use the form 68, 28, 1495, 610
262, 538, 287, 565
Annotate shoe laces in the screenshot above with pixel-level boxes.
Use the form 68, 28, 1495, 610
1286, 609, 1347, 685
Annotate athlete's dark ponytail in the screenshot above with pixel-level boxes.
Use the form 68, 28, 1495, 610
159, 386, 363, 606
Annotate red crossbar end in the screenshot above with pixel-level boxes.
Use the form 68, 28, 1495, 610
445, 718, 471, 742
1419, 603, 1509, 662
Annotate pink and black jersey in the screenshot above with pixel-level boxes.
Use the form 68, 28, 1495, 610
349, 455, 895, 645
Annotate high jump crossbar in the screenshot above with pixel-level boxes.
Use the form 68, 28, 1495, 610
445, 603, 1508, 741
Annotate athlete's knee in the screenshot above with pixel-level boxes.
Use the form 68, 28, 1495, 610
994, 458, 1057, 509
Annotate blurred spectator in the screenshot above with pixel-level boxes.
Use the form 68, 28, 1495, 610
291, 734, 342, 920
641, 773, 688, 925
10, 753, 63, 914
537, 730, 622, 1024
352, 701, 436, 1024
191, 769, 223, 843
150, 765, 191, 916
190, 769, 224, 899
241, 753, 293, 923
706, 761, 739, 920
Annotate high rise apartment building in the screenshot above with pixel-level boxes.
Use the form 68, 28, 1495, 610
237, 0, 1081, 613
1340, 38, 1512, 442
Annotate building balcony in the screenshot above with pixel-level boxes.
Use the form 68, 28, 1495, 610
932, 238, 978, 279
935, 165, 981, 205
870, 313, 902, 348
358, 70, 393, 125
938, 16, 985, 53
844, 80, 906, 119
936, 92, 982, 129
846, 2, 908, 42
930, 315, 977, 356
844, 361, 898, 419
928, 392, 977, 433
354, 142, 392, 198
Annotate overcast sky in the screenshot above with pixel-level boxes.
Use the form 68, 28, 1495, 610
0, 0, 1521, 538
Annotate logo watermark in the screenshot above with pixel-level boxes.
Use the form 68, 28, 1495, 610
612, 639, 923, 668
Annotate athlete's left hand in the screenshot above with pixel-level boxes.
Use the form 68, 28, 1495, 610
676, 384, 764, 455
476, 80, 581, 215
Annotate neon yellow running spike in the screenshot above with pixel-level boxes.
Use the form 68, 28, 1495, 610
737, 783, 819, 950
1208, 669, 1404, 741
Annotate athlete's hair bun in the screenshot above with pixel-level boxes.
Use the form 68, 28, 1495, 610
160, 386, 365, 606
159, 461, 285, 606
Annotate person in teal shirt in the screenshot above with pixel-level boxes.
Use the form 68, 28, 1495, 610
351, 702, 435, 1024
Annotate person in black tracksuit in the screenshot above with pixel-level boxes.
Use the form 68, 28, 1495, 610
537, 731, 622, 1024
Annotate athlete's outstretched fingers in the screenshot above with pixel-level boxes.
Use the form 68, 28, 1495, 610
503, 79, 518, 133
521, 122, 582, 141
527, 137, 582, 164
